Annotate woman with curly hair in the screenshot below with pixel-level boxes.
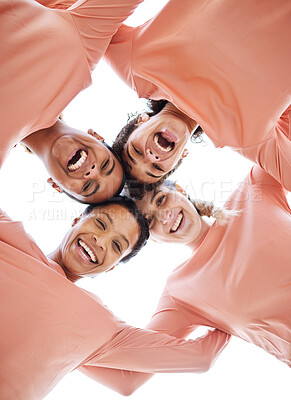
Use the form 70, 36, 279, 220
104, 0, 291, 189
34, 0, 291, 191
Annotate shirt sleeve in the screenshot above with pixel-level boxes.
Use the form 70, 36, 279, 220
35, 0, 73, 7
237, 106, 291, 191
63, 0, 143, 72
79, 287, 230, 395
245, 164, 291, 215
104, 23, 162, 99
0, 209, 12, 223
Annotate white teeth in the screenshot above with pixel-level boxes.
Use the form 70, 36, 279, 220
79, 239, 96, 263
154, 134, 172, 152
68, 150, 87, 171
171, 212, 183, 232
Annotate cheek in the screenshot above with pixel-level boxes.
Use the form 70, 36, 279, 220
189, 214, 201, 236
61, 179, 82, 194
151, 225, 169, 242
133, 128, 150, 145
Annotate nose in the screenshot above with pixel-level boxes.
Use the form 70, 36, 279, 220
145, 148, 161, 162
84, 163, 98, 178
92, 234, 105, 252
156, 209, 172, 224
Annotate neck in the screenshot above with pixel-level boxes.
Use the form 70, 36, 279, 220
21, 120, 65, 163
187, 218, 211, 250
163, 102, 198, 135
48, 247, 80, 283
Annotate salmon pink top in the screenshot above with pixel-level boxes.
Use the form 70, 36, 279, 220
0, 209, 230, 400
104, 0, 291, 190
77, 165, 291, 394
0, 0, 143, 167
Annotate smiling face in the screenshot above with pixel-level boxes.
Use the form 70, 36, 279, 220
136, 184, 203, 245
59, 203, 140, 278
46, 131, 124, 203
122, 103, 193, 184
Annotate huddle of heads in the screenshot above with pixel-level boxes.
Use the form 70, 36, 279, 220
48, 100, 226, 280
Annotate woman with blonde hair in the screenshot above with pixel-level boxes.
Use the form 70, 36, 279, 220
73, 163, 291, 393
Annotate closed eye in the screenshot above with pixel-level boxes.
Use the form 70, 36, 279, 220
132, 144, 142, 155
153, 163, 164, 172
96, 218, 106, 230
82, 181, 92, 193
113, 240, 122, 254
157, 195, 166, 207
101, 158, 109, 171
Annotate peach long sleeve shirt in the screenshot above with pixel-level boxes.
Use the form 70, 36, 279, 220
0, 0, 143, 167
104, 0, 291, 190
78, 165, 291, 395
0, 209, 230, 400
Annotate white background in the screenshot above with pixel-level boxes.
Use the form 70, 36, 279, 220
0, 1, 290, 399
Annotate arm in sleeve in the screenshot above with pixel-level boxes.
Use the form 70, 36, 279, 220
104, 23, 161, 99
79, 287, 230, 395
35, 0, 73, 7
66, 0, 144, 72
238, 106, 291, 191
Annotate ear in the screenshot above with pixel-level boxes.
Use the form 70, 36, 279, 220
137, 113, 150, 124
72, 215, 82, 227
180, 148, 189, 159
47, 177, 62, 193
87, 128, 104, 142
106, 265, 116, 273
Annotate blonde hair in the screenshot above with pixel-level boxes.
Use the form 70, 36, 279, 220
190, 198, 231, 225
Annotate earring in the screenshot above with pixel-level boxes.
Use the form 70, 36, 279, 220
87, 128, 104, 142
181, 148, 189, 159
175, 183, 186, 195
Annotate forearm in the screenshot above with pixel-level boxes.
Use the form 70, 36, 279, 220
82, 326, 230, 395
79, 365, 152, 396
239, 131, 291, 191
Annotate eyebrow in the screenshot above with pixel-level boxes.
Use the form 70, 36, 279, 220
100, 211, 113, 224
126, 146, 137, 165
82, 183, 100, 198
124, 161, 132, 171
106, 158, 115, 176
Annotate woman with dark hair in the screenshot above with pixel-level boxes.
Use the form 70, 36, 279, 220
73, 163, 291, 394
0, 0, 147, 203
104, 0, 291, 189
33, 0, 291, 191
0, 196, 230, 399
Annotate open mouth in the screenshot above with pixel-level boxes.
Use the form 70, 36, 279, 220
67, 149, 88, 172
154, 132, 175, 153
170, 211, 184, 233
78, 239, 98, 263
